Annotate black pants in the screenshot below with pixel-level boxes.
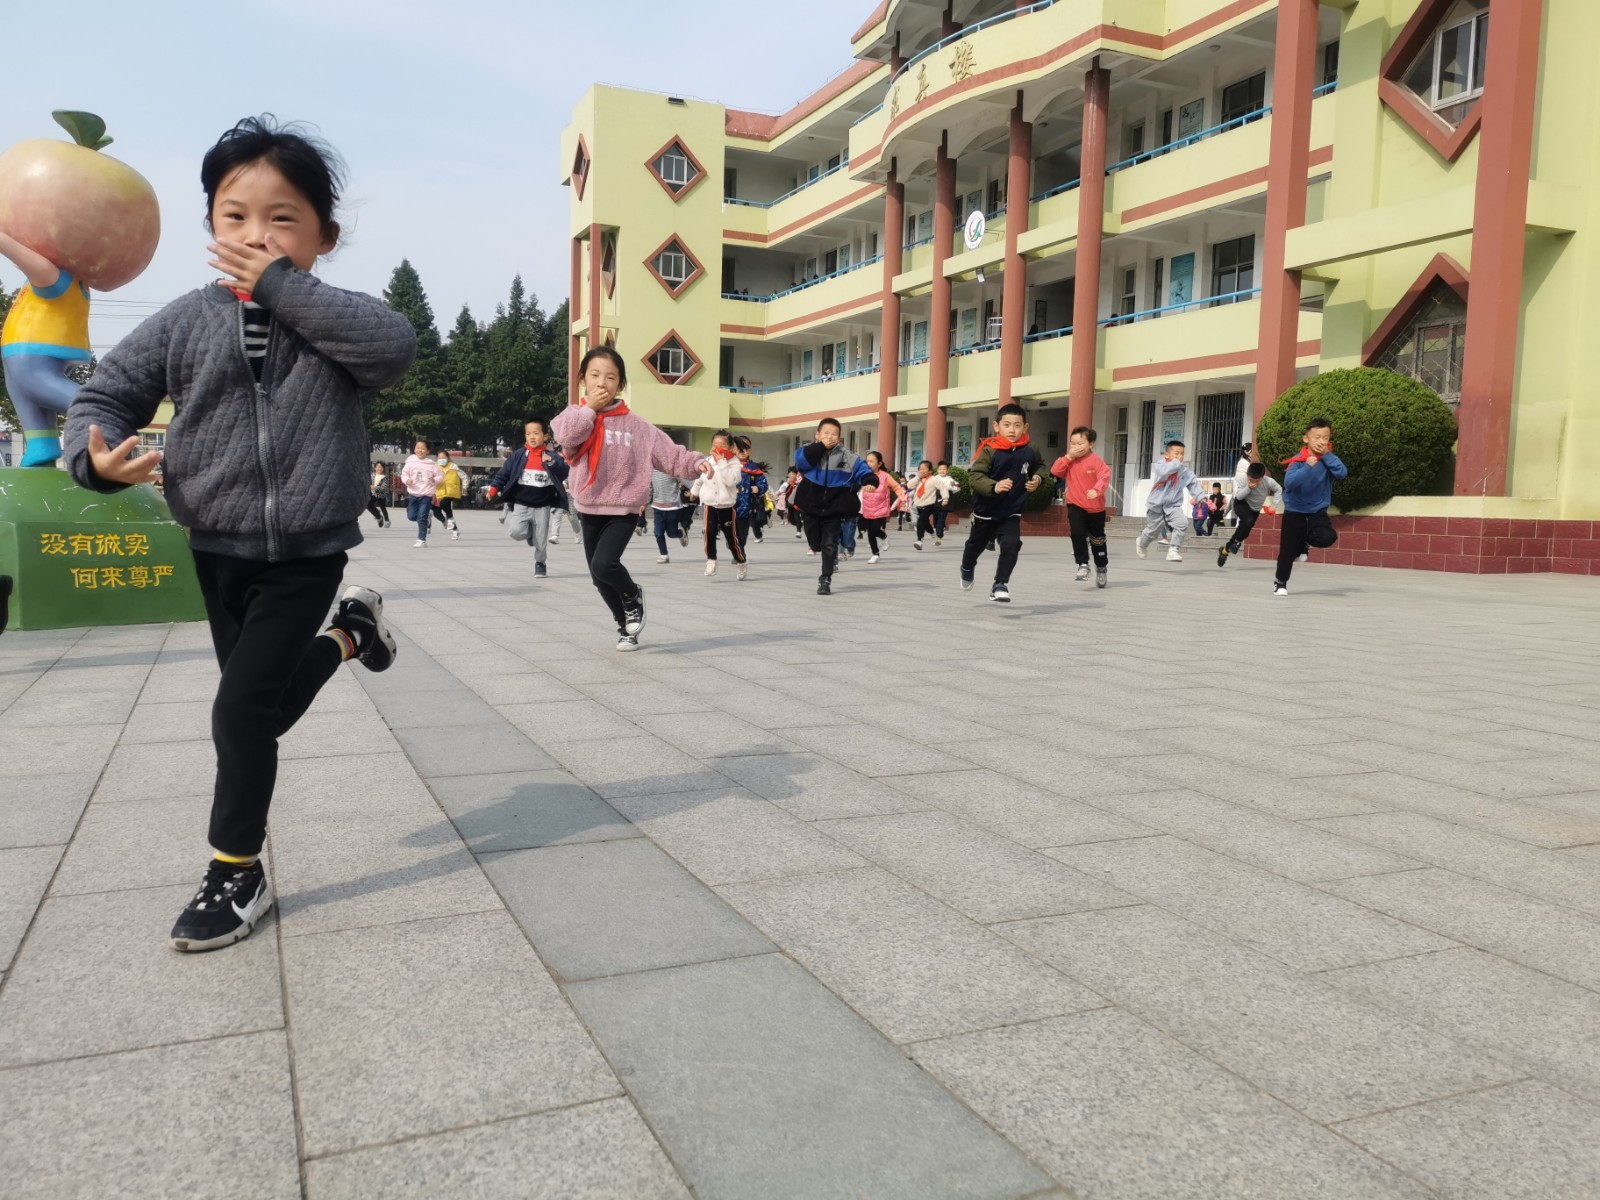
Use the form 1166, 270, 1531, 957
802, 512, 841, 578
1066, 505, 1108, 570
1205, 506, 1224, 535
192, 550, 347, 857
861, 516, 888, 555
365, 493, 388, 524
1226, 499, 1262, 553
430, 497, 455, 525
962, 515, 1023, 584
1275, 509, 1336, 585
748, 508, 766, 539
580, 512, 641, 628
704, 506, 746, 563
933, 506, 949, 538
736, 513, 754, 550
915, 508, 940, 542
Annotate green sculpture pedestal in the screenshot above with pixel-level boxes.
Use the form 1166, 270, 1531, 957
0, 468, 206, 631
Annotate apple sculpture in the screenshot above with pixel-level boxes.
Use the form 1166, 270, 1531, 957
0, 111, 160, 466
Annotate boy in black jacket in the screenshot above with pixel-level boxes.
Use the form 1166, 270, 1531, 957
960, 403, 1049, 602
487, 418, 570, 578
793, 416, 877, 595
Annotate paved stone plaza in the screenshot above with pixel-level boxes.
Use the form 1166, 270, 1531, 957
2, 509, 1599, 1199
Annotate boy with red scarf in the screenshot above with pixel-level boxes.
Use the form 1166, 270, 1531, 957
551, 348, 713, 650
959, 404, 1049, 602
1050, 425, 1112, 588
487, 418, 568, 578
1274, 416, 1347, 597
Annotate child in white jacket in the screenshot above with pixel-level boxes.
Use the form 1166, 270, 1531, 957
693, 430, 747, 578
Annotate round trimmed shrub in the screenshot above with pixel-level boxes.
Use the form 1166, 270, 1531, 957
1254, 367, 1457, 512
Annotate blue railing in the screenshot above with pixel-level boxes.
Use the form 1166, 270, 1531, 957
1106, 83, 1335, 174
724, 158, 851, 209
951, 338, 1002, 358
1030, 177, 1081, 203
1313, 79, 1337, 98
902, 234, 934, 251
720, 254, 883, 305
1025, 325, 1073, 343
1097, 287, 1262, 327
851, 103, 883, 128
899, 355, 930, 367
724, 364, 881, 395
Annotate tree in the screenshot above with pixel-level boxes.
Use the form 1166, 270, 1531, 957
366, 260, 450, 448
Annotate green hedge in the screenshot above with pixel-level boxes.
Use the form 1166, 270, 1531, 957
939, 463, 1056, 512
1254, 368, 1457, 512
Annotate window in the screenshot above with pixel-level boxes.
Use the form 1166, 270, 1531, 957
986, 179, 1003, 216
601, 233, 617, 297
1150, 258, 1165, 317
1220, 71, 1267, 125
1374, 281, 1468, 403
1033, 299, 1047, 332
1403, 1, 1490, 119
570, 138, 591, 200
1123, 121, 1145, 160
1210, 236, 1255, 302
644, 333, 701, 385
644, 236, 703, 297
1323, 40, 1341, 87
647, 138, 704, 198
823, 249, 838, 275
912, 321, 929, 360
1196, 392, 1246, 476
801, 349, 814, 380
838, 244, 852, 271
959, 308, 977, 348
1119, 267, 1137, 321
967, 190, 982, 218
834, 342, 847, 374
1138, 399, 1156, 478
868, 232, 879, 257
827, 153, 842, 171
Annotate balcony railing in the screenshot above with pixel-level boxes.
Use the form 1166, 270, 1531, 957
724, 363, 881, 394
1098, 287, 1262, 327
1106, 83, 1335, 174
899, 354, 930, 366
950, 338, 1001, 357
1024, 324, 1073, 343
724, 158, 851, 209
721, 254, 883, 303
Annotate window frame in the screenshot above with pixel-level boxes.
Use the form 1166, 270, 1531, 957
1429, 11, 1490, 112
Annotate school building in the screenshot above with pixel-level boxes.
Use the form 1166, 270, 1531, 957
562, 0, 1600, 573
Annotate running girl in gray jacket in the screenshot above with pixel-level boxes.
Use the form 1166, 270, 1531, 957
64, 116, 417, 953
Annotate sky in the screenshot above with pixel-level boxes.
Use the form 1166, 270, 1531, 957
2, 0, 874, 354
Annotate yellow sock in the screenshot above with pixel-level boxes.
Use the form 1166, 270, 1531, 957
214, 851, 258, 866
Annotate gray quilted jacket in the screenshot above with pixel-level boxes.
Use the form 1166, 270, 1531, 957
64, 259, 417, 561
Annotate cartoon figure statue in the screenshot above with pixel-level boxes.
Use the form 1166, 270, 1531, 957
0, 111, 160, 466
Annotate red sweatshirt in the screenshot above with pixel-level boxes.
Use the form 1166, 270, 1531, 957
1049, 451, 1112, 513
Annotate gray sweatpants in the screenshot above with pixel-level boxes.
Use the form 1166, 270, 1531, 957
508, 504, 552, 564
1139, 504, 1188, 550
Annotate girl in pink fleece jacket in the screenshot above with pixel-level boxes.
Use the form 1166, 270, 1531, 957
857, 450, 906, 564
551, 347, 711, 651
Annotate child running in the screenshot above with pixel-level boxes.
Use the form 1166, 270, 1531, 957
431, 450, 464, 540
794, 417, 877, 594
648, 468, 687, 563
695, 429, 747, 579
401, 439, 443, 547
486, 418, 568, 577
63, 115, 416, 951
551, 347, 713, 648
932, 461, 958, 543
1273, 416, 1347, 596
733, 436, 769, 555
1050, 424, 1112, 588
857, 450, 906, 564
366, 462, 391, 528
1217, 460, 1282, 568
911, 461, 942, 549
960, 404, 1048, 602
1136, 440, 1203, 563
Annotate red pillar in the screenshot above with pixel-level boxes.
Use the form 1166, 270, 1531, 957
998, 94, 1032, 406
1068, 62, 1108, 433
1253, 0, 1318, 420
1457, 0, 1543, 497
941, 3, 958, 37
925, 137, 956, 464
587, 223, 603, 365
877, 165, 905, 465
569, 236, 582, 404
891, 33, 904, 74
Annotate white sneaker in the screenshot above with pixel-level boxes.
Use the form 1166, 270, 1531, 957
913, 540, 924, 551
549, 535, 559, 545
1274, 584, 1289, 596
868, 554, 879, 564
1074, 564, 1089, 582
1296, 553, 1309, 563
616, 632, 640, 651
1159, 537, 1170, 546
657, 555, 669, 564
705, 561, 717, 576
413, 539, 427, 548
450, 529, 460, 541
1166, 548, 1183, 562
680, 536, 688, 547
806, 548, 815, 556
736, 563, 748, 581
1134, 538, 1147, 559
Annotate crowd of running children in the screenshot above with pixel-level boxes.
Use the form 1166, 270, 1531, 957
57, 114, 1351, 957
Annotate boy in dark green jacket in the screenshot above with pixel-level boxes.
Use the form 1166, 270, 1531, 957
960, 403, 1050, 602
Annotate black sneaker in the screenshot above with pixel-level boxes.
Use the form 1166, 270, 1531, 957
171, 859, 273, 952
1217, 545, 1231, 568
1096, 570, 1107, 589
622, 588, 646, 636
335, 585, 396, 672
616, 631, 640, 652
817, 576, 832, 595
534, 561, 547, 578
990, 582, 1011, 603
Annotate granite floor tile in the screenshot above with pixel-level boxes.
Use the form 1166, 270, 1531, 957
0, 845, 63, 972
118, 699, 214, 744
548, 734, 729, 799
633, 710, 799, 758
1318, 771, 1600, 848
883, 770, 1157, 847
93, 738, 217, 802
427, 769, 638, 851
0, 722, 123, 778
390, 721, 558, 778
501, 698, 642, 743
783, 722, 976, 776
711, 752, 921, 820
50, 794, 214, 895
0, 771, 97, 849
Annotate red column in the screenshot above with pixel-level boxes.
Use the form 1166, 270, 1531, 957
587, 223, 603, 359
1253, 0, 1318, 420
998, 94, 1032, 406
569, 236, 582, 404
877, 166, 905, 465
925, 138, 956, 464
1457, 0, 1543, 497
891, 34, 904, 74
1068, 62, 1109, 432
941, 3, 958, 37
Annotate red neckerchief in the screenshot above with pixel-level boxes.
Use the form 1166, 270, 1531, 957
977, 432, 1030, 455
1282, 441, 1331, 466
526, 443, 551, 468
740, 462, 763, 475
571, 400, 630, 489
712, 446, 736, 460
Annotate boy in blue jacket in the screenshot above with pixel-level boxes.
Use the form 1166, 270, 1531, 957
488, 418, 569, 578
794, 416, 878, 595
1274, 416, 1348, 596
960, 403, 1049, 602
